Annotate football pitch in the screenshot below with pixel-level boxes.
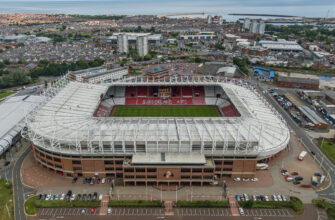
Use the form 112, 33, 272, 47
112, 106, 220, 117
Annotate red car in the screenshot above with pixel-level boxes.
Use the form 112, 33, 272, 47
291, 172, 298, 176
90, 208, 95, 214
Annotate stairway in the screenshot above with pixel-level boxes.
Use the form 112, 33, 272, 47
228, 195, 240, 216
99, 195, 110, 216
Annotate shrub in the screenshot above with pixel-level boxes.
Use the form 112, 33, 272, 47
34, 200, 100, 208
109, 200, 163, 208
176, 200, 229, 208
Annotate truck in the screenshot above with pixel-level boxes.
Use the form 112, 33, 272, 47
298, 151, 307, 161
311, 176, 318, 186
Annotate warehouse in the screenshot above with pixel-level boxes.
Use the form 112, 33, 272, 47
277, 76, 319, 90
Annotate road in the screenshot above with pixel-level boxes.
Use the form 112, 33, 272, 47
254, 81, 335, 203
0, 146, 35, 220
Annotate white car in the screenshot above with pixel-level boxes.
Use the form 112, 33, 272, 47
233, 177, 241, 182
45, 194, 51, 201
282, 172, 290, 176
60, 193, 65, 200
277, 195, 283, 202
239, 207, 244, 215
70, 194, 76, 201
107, 207, 112, 214
281, 195, 287, 201
242, 178, 250, 182
264, 195, 269, 202
272, 195, 278, 201
101, 178, 105, 184
99, 194, 103, 200
251, 178, 259, 182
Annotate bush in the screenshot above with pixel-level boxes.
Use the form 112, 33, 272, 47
176, 200, 229, 208
34, 200, 100, 208
109, 200, 163, 208
24, 196, 39, 215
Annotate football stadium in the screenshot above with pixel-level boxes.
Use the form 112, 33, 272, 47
24, 75, 290, 187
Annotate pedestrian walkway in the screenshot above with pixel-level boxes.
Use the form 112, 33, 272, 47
228, 195, 239, 216
99, 195, 109, 215
164, 200, 174, 216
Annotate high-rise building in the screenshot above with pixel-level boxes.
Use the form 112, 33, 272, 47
249, 20, 259, 34
136, 35, 148, 57
218, 16, 224, 25
117, 34, 128, 54
258, 20, 266, 35
243, 18, 251, 30
207, 15, 212, 24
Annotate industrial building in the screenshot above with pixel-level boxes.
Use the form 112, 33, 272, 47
259, 39, 304, 52
24, 76, 290, 186
277, 76, 319, 90
180, 32, 217, 41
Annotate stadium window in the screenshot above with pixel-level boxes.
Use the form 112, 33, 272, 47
224, 156, 234, 159
82, 156, 91, 159
39, 152, 45, 157
223, 161, 233, 165
135, 168, 145, 172
46, 155, 52, 160
147, 168, 156, 172
55, 165, 62, 169
147, 175, 156, 179
104, 156, 114, 159
124, 168, 134, 172
104, 161, 114, 165
125, 175, 134, 179
136, 175, 145, 179
181, 176, 190, 179
215, 168, 221, 171
203, 175, 213, 179
72, 155, 80, 158
235, 156, 245, 159
192, 176, 201, 179
53, 153, 60, 156
73, 167, 82, 171
41, 159, 46, 163
72, 160, 81, 165
204, 168, 213, 173
116, 167, 122, 171
105, 167, 114, 171
115, 160, 123, 165
192, 168, 202, 173
223, 168, 233, 171
47, 162, 53, 166
214, 160, 222, 165
181, 168, 190, 172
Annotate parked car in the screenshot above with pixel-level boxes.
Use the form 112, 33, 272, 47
243, 193, 249, 201
76, 194, 81, 200
83, 178, 87, 184
242, 178, 250, 182
92, 192, 97, 200
55, 194, 60, 200
107, 178, 111, 183
99, 194, 103, 200
272, 195, 278, 201
60, 193, 65, 200
90, 208, 95, 214
81, 208, 86, 214
82, 194, 87, 201
293, 181, 301, 185
87, 194, 92, 201
277, 195, 282, 202
239, 208, 244, 215
282, 195, 287, 201
291, 172, 299, 176
252, 195, 257, 201
72, 177, 77, 184
36, 194, 42, 200
251, 178, 258, 182
235, 195, 241, 202
101, 178, 106, 184
70, 194, 76, 201
314, 173, 322, 177
295, 176, 304, 181
107, 207, 112, 214
264, 195, 269, 202
233, 177, 241, 182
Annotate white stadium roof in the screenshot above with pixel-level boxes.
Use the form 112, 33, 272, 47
24, 76, 290, 159
0, 95, 44, 155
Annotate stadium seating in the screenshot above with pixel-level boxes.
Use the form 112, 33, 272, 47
125, 98, 137, 105
205, 86, 215, 97
181, 86, 193, 97
94, 105, 110, 117
221, 105, 240, 117
137, 86, 148, 97
125, 86, 136, 97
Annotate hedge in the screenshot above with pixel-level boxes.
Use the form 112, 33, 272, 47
34, 200, 100, 208
239, 197, 303, 215
176, 200, 229, 208
24, 196, 40, 215
109, 200, 164, 208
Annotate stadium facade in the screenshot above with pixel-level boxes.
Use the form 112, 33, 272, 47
24, 75, 290, 186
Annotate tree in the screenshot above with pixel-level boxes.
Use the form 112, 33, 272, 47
144, 54, 152, 61
3, 59, 10, 65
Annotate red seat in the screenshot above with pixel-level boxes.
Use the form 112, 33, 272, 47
137, 86, 148, 97
182, 86, 193, 97
125, 86, 136, 97
125, 98, 137, 105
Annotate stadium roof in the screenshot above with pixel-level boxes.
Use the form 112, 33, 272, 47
85, 67, 127, 79
0, 95, 44, 155
25, 77, 289, 159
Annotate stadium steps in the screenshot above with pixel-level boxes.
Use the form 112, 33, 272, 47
99, 195, 110, 215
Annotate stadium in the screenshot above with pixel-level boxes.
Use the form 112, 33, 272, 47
23, 75, 290, 187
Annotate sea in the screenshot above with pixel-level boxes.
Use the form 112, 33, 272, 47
0, 0, 333, 21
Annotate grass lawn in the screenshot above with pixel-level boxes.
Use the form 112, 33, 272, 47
176, 200, 229, 208
109, 200, 164, 208
318, 139, 335, 163
112, 106, 220, 117
0, 91, 16, 100
0, 179, 14, 220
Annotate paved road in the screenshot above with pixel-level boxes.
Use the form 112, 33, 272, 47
12, 147, 34, 220
254, 81, 335, 202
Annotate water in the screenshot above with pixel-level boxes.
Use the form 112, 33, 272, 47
0, 0, 333, 21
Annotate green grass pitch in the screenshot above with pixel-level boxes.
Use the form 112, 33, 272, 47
112, 106, 220, 117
